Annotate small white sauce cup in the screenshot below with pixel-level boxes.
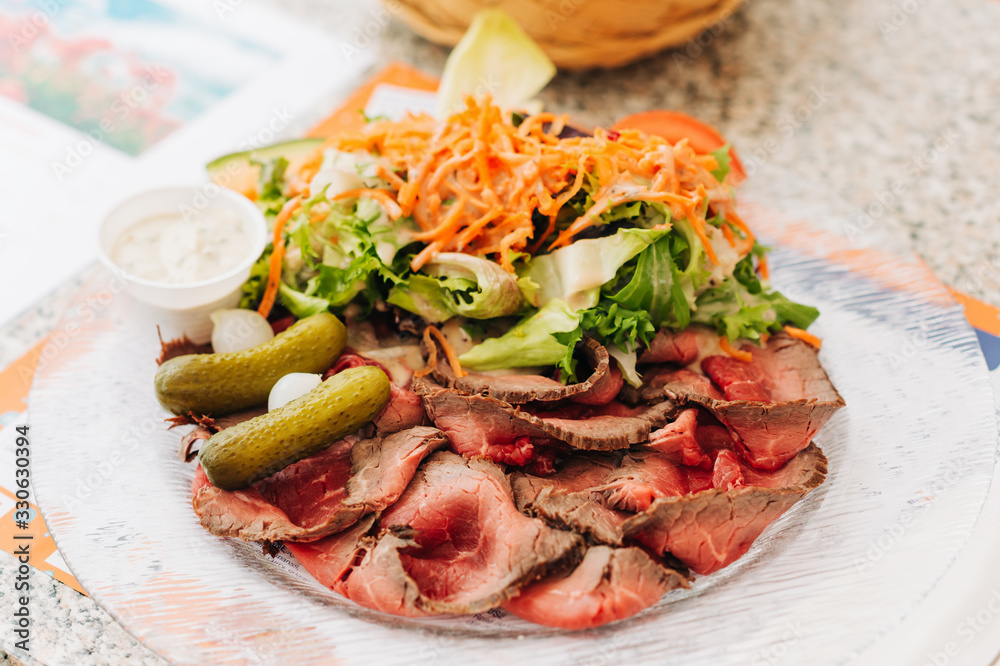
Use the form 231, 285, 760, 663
98, 186, 268, 343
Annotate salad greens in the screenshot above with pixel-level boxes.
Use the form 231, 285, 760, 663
236, 141, 817, 383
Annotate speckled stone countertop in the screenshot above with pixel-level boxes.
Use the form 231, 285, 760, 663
1, 0, 998, 662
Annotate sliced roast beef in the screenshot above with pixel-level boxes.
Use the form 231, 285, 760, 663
338, 452, 583, 616
701, 355, 771, 402
512, 447, 719, 546
638, 327, 702, 366
595, 450, 694, 512
711, 449, 745, 490
431, 336, 619, 405
513, 453, 630, 545
646, 408, 709, 467
503, 545, 687, 629
192, 426, 448, 542
372, 384, 426, 434
284, 515, 377, 590
622, 367, 723, 406
623, 443, 827, 575
415, 375, 678, 454
632, 333, 844, 470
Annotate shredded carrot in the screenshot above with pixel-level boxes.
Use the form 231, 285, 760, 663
331, 188, 402, 219
725, 209, 756, 254
687, 214, 720, 266
257, 197, 302, 319
375, 164, 406, 190
296, 149, 324, 187
758, 253, 770, 280
784, 326, 822, 349
330, 95, 747, 269
720, 336, 754, 363
415, 326, 467, 378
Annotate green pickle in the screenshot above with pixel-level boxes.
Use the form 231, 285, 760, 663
154, 312, 346, 416
199, 365, 391, 490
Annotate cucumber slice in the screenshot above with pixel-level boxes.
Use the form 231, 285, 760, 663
205, 137, 325, 195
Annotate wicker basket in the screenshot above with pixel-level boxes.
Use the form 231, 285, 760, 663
390, 0, 746, 70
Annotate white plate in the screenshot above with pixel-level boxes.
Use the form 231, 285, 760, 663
30, 181, 997, 665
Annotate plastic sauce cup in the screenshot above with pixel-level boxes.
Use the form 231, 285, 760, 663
98, 186, 268, 343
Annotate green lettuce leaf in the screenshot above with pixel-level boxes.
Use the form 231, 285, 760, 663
691, 255, 819, 341
386, 274, 472, 323
239, 244, 272, 309
278, 282, 330, 318
388, 253, 527, 322
459, 299, 581, 371
524, 227, 669, 310
255, 157, 289, 217
710, 144, 732, 183
603, 233, 690, 329
579, 300, 656, 355
436, 8, 556, 117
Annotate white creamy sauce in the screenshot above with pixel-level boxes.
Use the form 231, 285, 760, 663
111, 209, 252, 284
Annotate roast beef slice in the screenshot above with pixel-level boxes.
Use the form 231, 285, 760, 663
338, 451, 584, 616
192, 426, 449, 542
623, 443, 827, 575
415, 375, 678, 453
512, 448, 716, 545
633, 333, 844, 470
284, 515, 377, 591
503, 545, 687, 629
431, 336, 621, 405
638, 327, 703, 366
512, 454, 630, 546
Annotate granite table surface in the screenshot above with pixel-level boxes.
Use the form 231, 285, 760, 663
1, 0, 998, 662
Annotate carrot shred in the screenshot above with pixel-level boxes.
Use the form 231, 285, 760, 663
784, 326, 822, 349
758, 253, 770, 280
330, 95, 749, 270
415, 326, 467, 378
257, 197, 302, 319
725, 209, 756, 255
331, 188, 402, 219
720, 336, 754, 363
410, 240, 443, 272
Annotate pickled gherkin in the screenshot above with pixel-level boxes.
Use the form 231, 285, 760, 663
154, 312, 346, 416
199, 365, 391, 490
